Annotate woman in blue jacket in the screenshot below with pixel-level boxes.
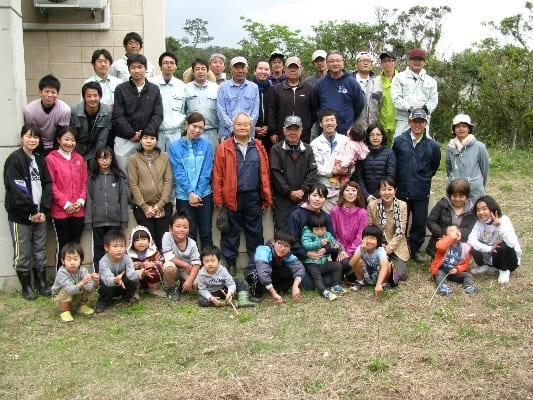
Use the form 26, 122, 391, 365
168, 112, 214, 250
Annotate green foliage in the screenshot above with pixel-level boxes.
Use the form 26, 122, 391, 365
181, 18, 213, 48
368, 357, 390, 372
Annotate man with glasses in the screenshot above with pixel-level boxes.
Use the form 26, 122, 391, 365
392, 108, 440, 263
109, 32, 155, 82
352, 51, 382, 133
152, 52, 186, 151
315, 50, 365, 135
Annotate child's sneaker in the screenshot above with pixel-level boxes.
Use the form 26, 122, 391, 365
168, 286, 180, 301
78, 304, 95, 315
323, 290, 337, 301
95, 303, 106, 313
330, 285, 347, 295
60, 310, 74, 322
150, 289, 167, 298
472, 265, 496, 275
133, 292, 140, 302
438, 283, 453, 296
463, 285, 479, 294
497, 269, 511, 284
349, 281, 364, 292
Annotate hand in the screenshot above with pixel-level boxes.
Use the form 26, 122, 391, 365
292, 285, 301, 302
375, 283, 383, 295
31, 213, 45, 223
367, 195, 377, 202
331, 242, 339, 250
225, 292, 233, 302
332, 166, 348, 176
114, 271, 125, 289
272, 292, 283, 304
289, 190, 304, 202
133, 261, 141, 269
210, 296, 221, 307
336, 250, 348, 262
454, 230, 462, 241
145, 206, 154, 219
65, 204, 76, 215
182, 278, 193, 292
256, 126, 267, 137
143, 260, 155, 270
270, 134, 279, 144
320, 238, 329, 247
491, 240, 502, 252
306, 250, 322, 262
130, 131, 141, 142
90, 273, 100, 285
189, 192, 202, 207
215, 203, 223, 211
491, 211, 501, 227
81, 274, 92, 286
360, 239, 369, 252
449, 268, 458, 275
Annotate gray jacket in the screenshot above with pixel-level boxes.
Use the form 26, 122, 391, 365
70, 101, 112, 161
446, 136, 489, 203
353, 74, 383, 133
51, 266, 95, 296
197, 265, 236, 301
99, 253, 140, 287
85, 172, 130, 229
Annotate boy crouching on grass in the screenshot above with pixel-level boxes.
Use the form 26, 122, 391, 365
197, 246, 256, 308
349, 225, 394, 295
430, 224, 477, 295
51, 242, 99, 322
96, 230, 153, 313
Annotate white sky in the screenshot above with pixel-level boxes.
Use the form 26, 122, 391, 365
165, 1, 528, 59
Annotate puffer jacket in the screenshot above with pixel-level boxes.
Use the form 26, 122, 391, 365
353, 145, 396, 200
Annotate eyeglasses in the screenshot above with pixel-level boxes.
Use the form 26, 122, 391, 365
98, 156, 112, 161
275, 241, 291, 249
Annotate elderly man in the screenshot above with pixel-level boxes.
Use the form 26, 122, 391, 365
315, 50, 365, 135
268, 56, 319, 145
112, 54, 163, 175
216, 56, 259, 140
393, 108, 441, 262
270, 115, 317, 231
151, 51, 186, 151
209, 53, 227, 85
352, 51, 382, 133
212, 112, 272, 275
109, 32, 155, 82
82, 49, 122, 107
70, 81, 112, 166
391, 48, 438, 137
304, 50, 328, 87
184, 58, 220, 149
378, 51, 398, 143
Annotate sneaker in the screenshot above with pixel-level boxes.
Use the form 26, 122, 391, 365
133, 292, 140, 302
60, 310, 74, 322
411, 251, 424, 263
349, 281, 364, 292
330, 285, 347, 295
78, 304, 95, 315
95, 303, 106, 314
150, 289, 167, 298
168, 286, 180, 301
472, 265, 496, 275
463, 285, 479, 294
498, 269, 511, 284
438, 283, 453, 296
323, 290, 337, 301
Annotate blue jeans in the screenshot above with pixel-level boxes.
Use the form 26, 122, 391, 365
176, 193, 213, 250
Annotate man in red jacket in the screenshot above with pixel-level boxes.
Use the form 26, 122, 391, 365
212, 112, 272, 275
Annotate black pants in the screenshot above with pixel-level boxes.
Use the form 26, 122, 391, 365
304, 261, 342, 293
492, 242, 519, 271
92, 225, 121, 273
133, 203, 173, 250
98, 274, 137, 305
198, 278, 248, 306
245, 266, 294, 299
53, 216, 85, 270
273, 195, 299, 232
404, 197, 429, 253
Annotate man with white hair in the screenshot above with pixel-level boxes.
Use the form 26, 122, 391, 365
209, 53, 227, 84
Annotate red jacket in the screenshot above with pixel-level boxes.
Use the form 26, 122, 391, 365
429, 235, 471, 275
213, 137, 272, 211
46, 150, 88, 219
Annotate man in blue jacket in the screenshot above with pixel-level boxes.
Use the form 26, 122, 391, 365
315, 50, 365, 135
393, 108, 441, 262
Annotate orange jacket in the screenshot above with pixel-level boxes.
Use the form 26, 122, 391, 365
429, 235, 471, 275
212, 137, 272, 211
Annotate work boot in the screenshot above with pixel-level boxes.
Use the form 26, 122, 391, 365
16, 270, 37, 300
226, 259, 237, 277
237, 290, 257, 308
33, 268, 52, 296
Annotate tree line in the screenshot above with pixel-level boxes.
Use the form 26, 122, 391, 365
166, 4, 532, 149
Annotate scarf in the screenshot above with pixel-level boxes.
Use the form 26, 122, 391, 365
377, 197, 403, 237
454, 134, 475, 152
253, 78, 272, 93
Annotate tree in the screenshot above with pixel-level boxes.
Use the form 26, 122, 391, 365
182, 18, 213, 48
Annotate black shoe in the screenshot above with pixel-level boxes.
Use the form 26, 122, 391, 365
168, 286, 180, 301
411, 251, 424, 263
227, 259, 236, 276
16, 270, 38, 300
33, 268, 52, 296
95, 302, 106, 313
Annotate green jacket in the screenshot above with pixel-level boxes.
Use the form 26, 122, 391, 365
378, 70, 398, 134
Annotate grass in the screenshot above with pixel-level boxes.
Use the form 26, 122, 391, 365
0, 147, 532, 399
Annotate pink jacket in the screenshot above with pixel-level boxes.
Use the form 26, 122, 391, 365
330, 205, 368, 256
46, 150, 87, 219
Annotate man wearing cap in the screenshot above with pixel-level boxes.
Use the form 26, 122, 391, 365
269, 50, 286, 85
112, 54, 163, 175
304, 50, 328, 87
109, 32, 155, 82
209, 53, 227, 85
212, 112, 272, 275
216, 56, 259, 140
352, 51, 383, 133
270, 115, 317, 231
393, 108, 441, 263
378, 52, 399, 142
268, 56, 319, 144
315, 50, 365, 135
391, 48, 438, 137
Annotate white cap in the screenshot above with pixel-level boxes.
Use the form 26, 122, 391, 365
452, 114, 473, 127
230, 56, 248, 67
312, 50, 327, 61
355, 51, 372, 62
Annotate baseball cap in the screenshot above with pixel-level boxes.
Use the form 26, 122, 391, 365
230, 56, 248, 67
356, 51, 372, 62
409, 108, 428, 121
379, 51, 396, 60
408, 48, 426, 59
285, 56, 302, 68
452, 114, 474, 127
283, 115, 303, 128
269, 49, 285, 60
312, 50, 327, 61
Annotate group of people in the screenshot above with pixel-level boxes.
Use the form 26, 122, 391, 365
5, 32, 522, 320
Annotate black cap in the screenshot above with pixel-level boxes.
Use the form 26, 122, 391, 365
379, 51, 396, 61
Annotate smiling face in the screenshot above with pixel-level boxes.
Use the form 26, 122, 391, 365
209, 57, 225, 75
128, 62, 146, 84
21, 130, 40, 155
368, 127, 384, 148
254, 61, 270, 82
83, 88, 101, 113
193, 63, 208, 84
62, 251, 82, 274
270, 57, 284, 74
140, 134, 157, 153
285, 64, 301, 82
326, 54, 344, 76
320, 114, 337, 135
233, 113, 252, 140
342, 185, 359, 205
362, 235, 378, 252
170, 218, 190, 242
185, 120, 205, 140
408, 57, 425, 74
450, 192, 467, 209
125, 39, 141, 55
93, 54, 111, 78
453, 123, 471, 141
133, 237, 150, 253
380, 57, 395, 74
307, 189, 326, 211
379, 182, 396, 205
408, 118, 427, 138
283, 125, 302, 145
58, 131, 76, 153
475, 201, 492, 223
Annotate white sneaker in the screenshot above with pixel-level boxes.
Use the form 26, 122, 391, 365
472, 265, 495, 275
498, 269, 511, 284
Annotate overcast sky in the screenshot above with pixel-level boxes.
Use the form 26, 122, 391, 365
165, 0, 528, 59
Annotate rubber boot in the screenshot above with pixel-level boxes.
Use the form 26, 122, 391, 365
237, 290, 257, 308
33, 268, 52, 296
16, 270, 38, 300
227, 259, 236, 277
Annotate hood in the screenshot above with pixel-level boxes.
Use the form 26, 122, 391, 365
444, 196, 474, 215
127, 225, 158, 259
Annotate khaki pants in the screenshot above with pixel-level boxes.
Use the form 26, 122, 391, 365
52, 288, 91, 309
